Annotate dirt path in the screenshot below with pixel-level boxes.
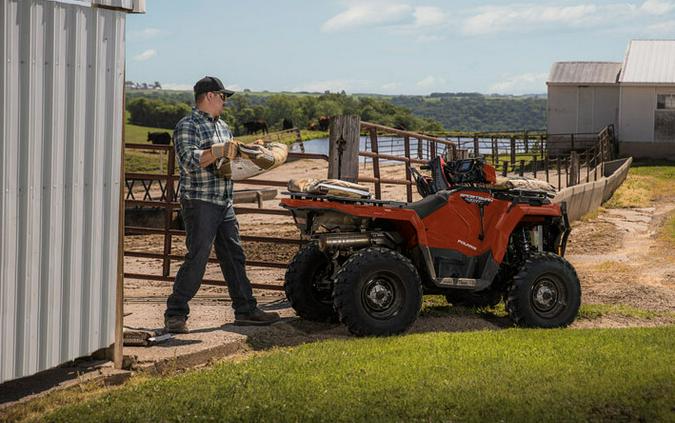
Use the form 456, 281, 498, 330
566, 202, 675, 314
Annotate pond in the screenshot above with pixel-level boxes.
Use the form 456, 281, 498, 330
289, 136, 453, 164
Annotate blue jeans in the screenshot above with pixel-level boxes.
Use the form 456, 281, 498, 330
165, 199, 257, 319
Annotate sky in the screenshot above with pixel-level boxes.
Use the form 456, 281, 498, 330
126, 0, 675, 95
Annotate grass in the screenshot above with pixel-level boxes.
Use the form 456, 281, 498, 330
660, 210, 675, 244
9, 326, 672, 422
421, 295, 675, 322
577, 304, 675, 321
605, 165, 675, 208
123, 113, 174, 174
122, 116, 327, 173
237, 129, 328, 144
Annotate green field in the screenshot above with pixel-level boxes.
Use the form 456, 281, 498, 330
5, 326, 673, 422
122, 118, 326, 174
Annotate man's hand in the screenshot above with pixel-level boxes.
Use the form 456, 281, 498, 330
211, 141, 239, 160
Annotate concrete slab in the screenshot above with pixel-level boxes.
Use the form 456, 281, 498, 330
123, 292, 298, 373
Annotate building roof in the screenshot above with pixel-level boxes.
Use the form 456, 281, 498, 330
547, 62, 621, 85
620, 40, 675, 84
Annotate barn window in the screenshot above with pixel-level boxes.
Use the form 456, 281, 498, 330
657, 94, 675, 109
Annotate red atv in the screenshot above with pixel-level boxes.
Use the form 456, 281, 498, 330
280, 158, 580, 336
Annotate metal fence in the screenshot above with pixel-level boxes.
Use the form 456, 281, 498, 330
359, 123, 616, 196
123, 141, 326, 291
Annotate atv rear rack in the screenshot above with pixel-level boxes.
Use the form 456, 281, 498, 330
283, 185, 553, 208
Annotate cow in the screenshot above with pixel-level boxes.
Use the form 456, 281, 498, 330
282, 118, 294, 130
243, 120, 268, 135
147, 131, 171, 145
318, 116, 330, 131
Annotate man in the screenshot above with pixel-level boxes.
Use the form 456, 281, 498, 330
164, 76, 280, 333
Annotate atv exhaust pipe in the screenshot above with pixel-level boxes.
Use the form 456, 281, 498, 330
318, 233, 372, 252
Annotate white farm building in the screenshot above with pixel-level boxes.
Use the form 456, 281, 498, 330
547, 40, 675, 160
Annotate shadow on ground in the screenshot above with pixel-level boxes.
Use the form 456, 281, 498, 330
224, 299, 513, 351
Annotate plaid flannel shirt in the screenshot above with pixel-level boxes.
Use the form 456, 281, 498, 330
174, 108, 234, 206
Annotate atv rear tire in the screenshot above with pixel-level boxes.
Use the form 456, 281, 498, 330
506, 252, 581, 328
284, 242, 338, 322
333, 247, 422, 336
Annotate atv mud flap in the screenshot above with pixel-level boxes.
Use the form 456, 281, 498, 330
558, 202, 571, 257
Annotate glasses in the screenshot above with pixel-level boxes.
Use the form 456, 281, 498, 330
212, 92, 227, 101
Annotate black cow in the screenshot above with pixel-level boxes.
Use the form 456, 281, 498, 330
318, 116, 330, 131
147, 131, 171, 145
243, 120, 268, 135
282, 118, 294, 130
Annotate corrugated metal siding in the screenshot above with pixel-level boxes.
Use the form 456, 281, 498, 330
548, 62, 621, 85
620, 40, 675, 84
0, 0, 125, 383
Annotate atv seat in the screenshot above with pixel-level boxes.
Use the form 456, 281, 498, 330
404, 191, 451, 219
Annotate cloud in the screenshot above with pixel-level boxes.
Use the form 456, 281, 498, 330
129, 27, 162, 39
416, 75, 447, 89
641, 0, 675, 14
646, 19, 675, 33
133, 49, 156, 62
412, 6, 447, 28
489, 72, 548, 94
415, 34, 446, 42
461, 1, 674, 35
322, 2, 413, 32
321, 1, 447, 32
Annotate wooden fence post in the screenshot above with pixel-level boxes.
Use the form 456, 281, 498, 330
510, 136, 516, 165
369, 127, 382, 199
557, 157, 562, 189
473, 134, 479, 158
328, 115, 360, 182
532, 156, 537, 178
404, 136, 412, 202
569, 151, 579, 186
540, 135, 545, 160
492, 137, 497, 164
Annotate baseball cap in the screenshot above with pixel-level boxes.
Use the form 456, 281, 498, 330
193, 76, 235, 97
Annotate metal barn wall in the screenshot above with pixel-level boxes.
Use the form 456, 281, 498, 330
547, 85, 577, 134
547, 85, 619, 134
0, 0, 126, 383
619, 86, 657, 142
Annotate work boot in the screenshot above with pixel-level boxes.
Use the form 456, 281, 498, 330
164, 316, 189, 334
234, 308, 281, 326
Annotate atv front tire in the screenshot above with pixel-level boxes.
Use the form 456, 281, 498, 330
333, 247, 422, 336
506, 252, 581, 328
284, 242, 338, 322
